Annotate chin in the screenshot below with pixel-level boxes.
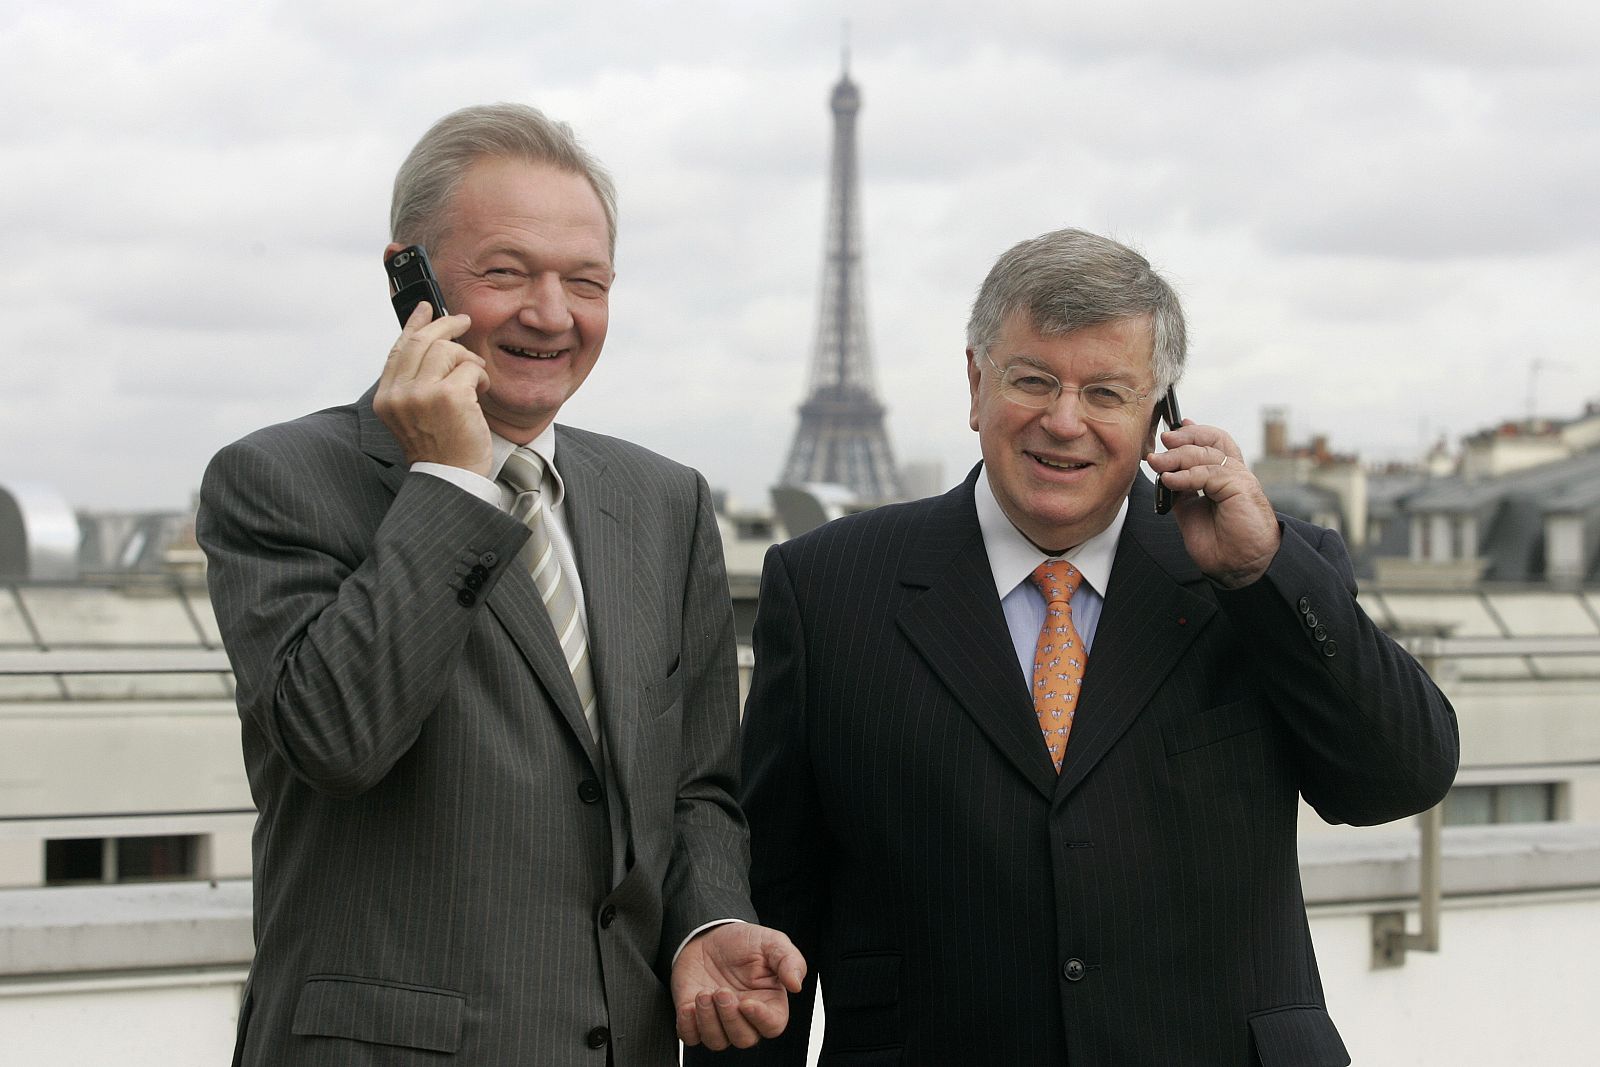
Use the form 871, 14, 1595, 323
1032, 517, 1091, 544
485, 400, 559, 435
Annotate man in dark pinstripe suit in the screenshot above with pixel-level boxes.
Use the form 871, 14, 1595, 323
692, 229, 1458, 1066
199, 104, 802, 1066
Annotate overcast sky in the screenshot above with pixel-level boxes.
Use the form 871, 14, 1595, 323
4, 1, 1597, 513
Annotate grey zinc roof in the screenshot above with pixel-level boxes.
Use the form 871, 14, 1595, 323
1262, 481, 1340, 523
1367, 470, 1433, 518
1482, 496, 1549, 582
1539, 458, 1600, 512
1405, 450, 1600, 513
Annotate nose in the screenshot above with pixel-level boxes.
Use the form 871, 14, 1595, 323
1039, 387, 1090, 438
518, 274, 574, 333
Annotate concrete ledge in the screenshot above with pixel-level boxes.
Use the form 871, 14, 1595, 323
1300, 823, 1600, 904
0, 879, 251, 977
5, 826, 1600, 979
0, 810, 256, 842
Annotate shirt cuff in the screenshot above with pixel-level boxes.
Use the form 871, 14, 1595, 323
673, 918, 748, 965
412, 462, 500, 507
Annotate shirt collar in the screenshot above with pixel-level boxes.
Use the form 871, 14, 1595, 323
974, 465, 1126, 601
490, 424, 564, 509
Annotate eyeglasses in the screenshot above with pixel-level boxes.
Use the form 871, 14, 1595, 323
977, 348, 1152, 422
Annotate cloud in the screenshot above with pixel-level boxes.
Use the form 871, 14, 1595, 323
2, 0, 1598, 512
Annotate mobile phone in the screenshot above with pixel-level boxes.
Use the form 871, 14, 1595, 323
384, 245, 449, 325
1154, 386, 1182, 515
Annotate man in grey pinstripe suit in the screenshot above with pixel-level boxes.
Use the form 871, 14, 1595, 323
199, 103, 802, 1066
692, 229, 1458, 1066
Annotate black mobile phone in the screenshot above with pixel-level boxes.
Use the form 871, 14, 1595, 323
1154, 386, 1182, 515
384, 245, 449, 325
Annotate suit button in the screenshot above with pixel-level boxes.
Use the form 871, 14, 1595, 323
1297, 596, 1311, 614
600, 904, 617, 929
1313, 625, 1328, 642
479, 551, 499, 568
1323, 640, 1339, 658
1304, 611, 1318, 628
1062, 958, 1086, 981
577, 779, 602, 804
464, 572, 485, 590
586, 1026, 610, 1049
456, 589, 476, 608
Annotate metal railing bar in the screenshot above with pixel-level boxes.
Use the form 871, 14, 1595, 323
0, 650, 233, 675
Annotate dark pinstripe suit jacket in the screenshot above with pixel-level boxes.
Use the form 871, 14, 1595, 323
701, 467, 1457, 1067
198, 390, 756, 1066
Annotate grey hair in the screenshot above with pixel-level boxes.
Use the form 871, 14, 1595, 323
966, 228, 1187, 392
390, 102, 618, 259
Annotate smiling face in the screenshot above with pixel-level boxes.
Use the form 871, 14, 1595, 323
967, 309, 1160, 552
412, 156, 614, 443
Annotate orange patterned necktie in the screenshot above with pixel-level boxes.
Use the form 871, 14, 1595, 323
1029, 561, 1087, 773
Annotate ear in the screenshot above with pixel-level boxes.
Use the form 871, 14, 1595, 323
966, 348, 983, 432
1144, 400, 1165, 455
383, 242, 406, 263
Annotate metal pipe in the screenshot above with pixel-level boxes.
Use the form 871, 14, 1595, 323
1406, 803, 1443, 953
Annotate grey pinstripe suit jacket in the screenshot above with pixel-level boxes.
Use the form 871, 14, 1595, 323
198, 390, 756, 1065
699, 467, 1458, 1067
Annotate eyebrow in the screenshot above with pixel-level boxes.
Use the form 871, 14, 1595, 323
1001, 354, 1139, 384
479, 245, 614, 276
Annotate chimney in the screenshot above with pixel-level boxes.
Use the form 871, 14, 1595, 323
1263, 406, 1288, 458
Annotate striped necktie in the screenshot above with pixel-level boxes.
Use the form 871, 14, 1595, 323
1029, 560, 1087, 773
498, 447, 598, 741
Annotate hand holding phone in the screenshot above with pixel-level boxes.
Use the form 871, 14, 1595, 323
374, 245, 492, 475
1146, 405, 1282, 586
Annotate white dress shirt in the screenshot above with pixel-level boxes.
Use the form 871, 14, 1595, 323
412, 427, 589, 639
973, 468, 1128, 687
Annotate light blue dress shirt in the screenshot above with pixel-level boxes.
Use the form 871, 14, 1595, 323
972, 470, 1128, 686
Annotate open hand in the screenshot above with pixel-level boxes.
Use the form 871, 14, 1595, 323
671, 922, 807, 1051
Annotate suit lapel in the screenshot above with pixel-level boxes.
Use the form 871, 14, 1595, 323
1056, 478, 1217, 800
358, 391, 602, 765
485, 578, 601, 767
896, 472, 1060, 800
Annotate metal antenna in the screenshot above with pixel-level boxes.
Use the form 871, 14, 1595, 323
1528, 357, 1574, 421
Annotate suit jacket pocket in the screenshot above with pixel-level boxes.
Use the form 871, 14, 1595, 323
822, 952, 902, 1053
291, 975, 465, 1053
1248, 1004, 1350, 1066
1162, 697, 1265, 757
642, 661, 683, 721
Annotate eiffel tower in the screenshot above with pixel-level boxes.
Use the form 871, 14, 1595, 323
778, 60, 903, 503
